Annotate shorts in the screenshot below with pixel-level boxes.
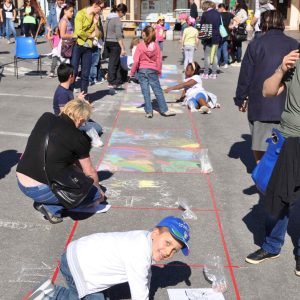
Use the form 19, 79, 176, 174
187, 92, 207, 109
249, 120, 280, 151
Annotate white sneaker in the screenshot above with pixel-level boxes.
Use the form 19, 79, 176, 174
199, 106, 212, 114
223, 64, 228, 69
231, 62, 241, 67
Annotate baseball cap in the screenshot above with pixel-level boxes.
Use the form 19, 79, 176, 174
156, 216, 190, 256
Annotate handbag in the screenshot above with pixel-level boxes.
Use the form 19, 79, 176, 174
251, 128, 285, 195
61, 38, 76, 58
232, 23, 247, 42
43, 127, 94, 209
219, 17, 228, 38
198, 23, 213, 41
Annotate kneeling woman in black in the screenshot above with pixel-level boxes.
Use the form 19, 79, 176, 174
16, 99, 105, 224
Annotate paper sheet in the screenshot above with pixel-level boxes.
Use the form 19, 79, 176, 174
167, 288, 225, 300
69, 204, 111, 214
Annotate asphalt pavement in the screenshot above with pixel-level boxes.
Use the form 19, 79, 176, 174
0, 31, 300, 300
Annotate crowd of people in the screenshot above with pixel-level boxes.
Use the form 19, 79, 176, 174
7, 0, 300, 298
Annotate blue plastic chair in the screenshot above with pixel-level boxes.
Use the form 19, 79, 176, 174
14, 37, 42, 79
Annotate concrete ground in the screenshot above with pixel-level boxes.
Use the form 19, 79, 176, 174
0, 31, 300, 300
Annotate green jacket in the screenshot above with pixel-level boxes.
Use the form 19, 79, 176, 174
74, 8, 100, 47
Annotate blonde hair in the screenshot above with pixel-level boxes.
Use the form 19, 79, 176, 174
60, 99, 92, 123
202, 0, 215, 10
130, 37, 140, 50
142, 25, 156, 45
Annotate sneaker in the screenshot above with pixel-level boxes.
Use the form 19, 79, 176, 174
245, 248, 280, 264
145, 112, 153, 118
33, 203, 63, 224
209, 74, 217, 80
231, 61, 241, 67
48, 72, 55, 78
28, 279, 55, 300
199, 106, 211, 114
295, 257, 300, 276
223, 64, 228, 69
161, 110, 176, 117
95, 78, 106, 85
201, 74, 209, 80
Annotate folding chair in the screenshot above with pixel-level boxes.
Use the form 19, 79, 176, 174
14, 37, 42, 79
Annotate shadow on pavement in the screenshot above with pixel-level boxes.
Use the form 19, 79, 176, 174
88, 89, 112, 102
0, 149, 21, 180
108, 261, 191, 300
242, 195, 266, 247
228, 134, 256, 174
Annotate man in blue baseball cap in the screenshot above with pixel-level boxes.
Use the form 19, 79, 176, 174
28, 216, 191, 300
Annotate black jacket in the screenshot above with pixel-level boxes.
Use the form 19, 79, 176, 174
235, 29, 298, 121
265, 137, 300, 218
200, 9, 221, 45
190, 3, 198, 19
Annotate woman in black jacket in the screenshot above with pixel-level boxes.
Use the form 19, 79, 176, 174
234, 11, 298, 163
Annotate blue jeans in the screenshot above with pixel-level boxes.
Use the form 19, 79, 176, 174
138, 68, 168, 114
217, 40, 229, 65
262, 207, 300, 256
17, 180, 100, 217
188, 92, 207, 109
80, 120, 103, 135
89, 48, 100, 83
50, 252, 109, 299
158, 41, 163, 51
71, 44, 93, 94
5, 18, 17, 40
0, 23, 5, 37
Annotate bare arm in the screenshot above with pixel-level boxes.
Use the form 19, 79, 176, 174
164, 79, 198, 93
263, 50, 299, 97
59, 19, 73, 39
250, 16, 257, 27
79, 156, 103, 192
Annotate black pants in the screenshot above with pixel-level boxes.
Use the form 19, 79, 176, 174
24, 23, 36, 38
106, 41, 127, 85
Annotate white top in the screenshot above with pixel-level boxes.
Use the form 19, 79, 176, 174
67, 230, 152, 299
254, 3, 275, 32
185, 75, 204, 100
234, 8, 248, 25
3, 4, 13, 19
56, 4, 62, 23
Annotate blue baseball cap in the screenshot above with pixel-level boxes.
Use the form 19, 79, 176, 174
156, 216, 190, 256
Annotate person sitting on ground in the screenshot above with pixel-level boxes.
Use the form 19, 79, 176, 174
29, 215, 191, 299
53, 63, 103, 136
164, 62, 220, 113
130, 25, 176, 118
16, 99, 105, 224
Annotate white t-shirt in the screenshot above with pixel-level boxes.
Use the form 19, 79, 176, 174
254, 3, 275, 32
56, 4, 62, 23
185, 74, 205, 100
67, 230, 152, 299
3, 4, 13, 19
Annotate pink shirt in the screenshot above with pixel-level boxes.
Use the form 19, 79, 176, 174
155, 24, 165, 42
130, 41, 162, 76
53, 34, 60, 48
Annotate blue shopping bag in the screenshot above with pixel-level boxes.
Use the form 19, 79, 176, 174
251, 128, 285, 195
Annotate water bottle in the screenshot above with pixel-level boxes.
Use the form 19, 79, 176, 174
198, 148, 213, 174
203, 255, 227, 293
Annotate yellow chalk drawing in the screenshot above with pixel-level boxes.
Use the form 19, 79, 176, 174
138, 180, 160, 188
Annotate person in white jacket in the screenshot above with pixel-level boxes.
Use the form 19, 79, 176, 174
29, 216, 191, 300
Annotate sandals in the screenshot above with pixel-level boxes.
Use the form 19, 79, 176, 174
33, 203, 63, 224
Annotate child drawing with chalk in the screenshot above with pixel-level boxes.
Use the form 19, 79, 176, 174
164, 61, 220, 114
28, 216, 191, 300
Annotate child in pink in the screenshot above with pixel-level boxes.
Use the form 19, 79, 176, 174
155, 16, 165, 52
130, 26, 175, 118
49, 27, 61, 77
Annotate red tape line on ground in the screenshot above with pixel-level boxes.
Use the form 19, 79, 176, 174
188, 110, 241, 299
